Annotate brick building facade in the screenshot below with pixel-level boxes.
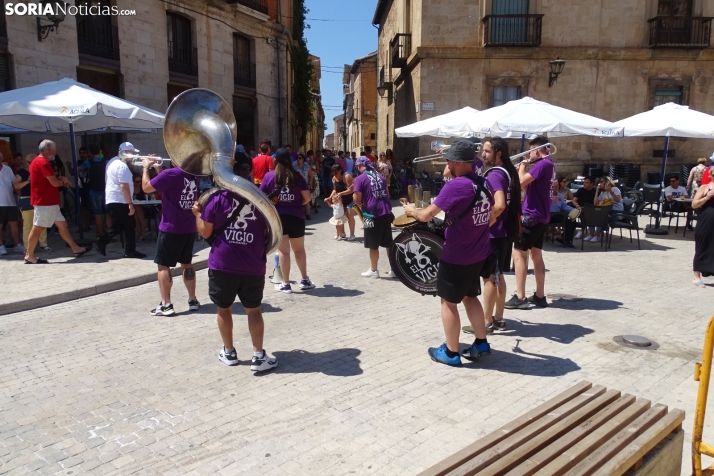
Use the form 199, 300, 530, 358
342, 51, 378, 156
373, 0, 714, 177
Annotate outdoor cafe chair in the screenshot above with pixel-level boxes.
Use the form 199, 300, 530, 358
580, 204, 613, 251
608, 201, 645, 250
640, 184, 662, 226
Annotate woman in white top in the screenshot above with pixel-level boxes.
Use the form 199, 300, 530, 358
585, 176, 623, 243
688, 157, 708, 196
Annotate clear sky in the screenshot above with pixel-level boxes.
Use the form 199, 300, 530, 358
304, 0, 378, 143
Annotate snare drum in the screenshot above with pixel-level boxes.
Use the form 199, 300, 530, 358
389, 228, 444, 296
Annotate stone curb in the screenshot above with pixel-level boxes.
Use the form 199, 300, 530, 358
0, 259, 208, 316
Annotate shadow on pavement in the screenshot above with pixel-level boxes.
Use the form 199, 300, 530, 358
498, 318, 594, 344
198, 302, 283, 315
263, 348, 363, 376
461, 340, 580, 376
548, 297, 623, 311
305, 284, 364, 298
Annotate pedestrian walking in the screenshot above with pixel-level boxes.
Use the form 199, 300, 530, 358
14, 155, 49, 252
0, 152, 24, 255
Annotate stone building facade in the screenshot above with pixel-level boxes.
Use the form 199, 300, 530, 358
0, 0, 295, 166
304, 54, 325, 153
373, 0, 714, 178
342, 51, 378, 156
332, 113, 345, 151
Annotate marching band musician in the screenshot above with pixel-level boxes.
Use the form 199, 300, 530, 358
140, 157, 201, 316
505, 135, 557, 310
192, 154, 278, 372
404, 139, 496, 367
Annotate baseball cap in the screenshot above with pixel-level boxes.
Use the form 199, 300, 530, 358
119, 142, 138, 153
444, 139, 476, 163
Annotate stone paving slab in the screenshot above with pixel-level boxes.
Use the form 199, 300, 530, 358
0, 230, 209, 315
0, 205, 712, 475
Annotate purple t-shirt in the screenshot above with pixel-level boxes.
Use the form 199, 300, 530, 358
201, 190, 267, 276
259, 171, 309, 219
149, 168, 199, 234
434, 173, 494, 265
472, 158, 485, 176
522, 159, 556, 224
485, 167, 510, 239
353, 169, 392, 217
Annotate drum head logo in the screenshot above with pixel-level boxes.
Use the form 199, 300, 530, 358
389, 230, 443, 295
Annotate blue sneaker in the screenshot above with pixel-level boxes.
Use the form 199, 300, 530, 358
428, 343, 462, 367
462, 341, 492, 361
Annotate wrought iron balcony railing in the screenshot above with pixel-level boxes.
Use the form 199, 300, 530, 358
227, 0, 268, 15
234, 60, 256, 88
483, 14, 544, 47
648, 16, 712, 48
390, 33, 411, 69
168, 45, 198, 77
77, 19, 119, 60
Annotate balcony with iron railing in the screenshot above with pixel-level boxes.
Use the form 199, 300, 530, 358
234, 60, 256, 88
648, 16, 712, 48
390, 33, 411, 68
226, 0, 268, 15
168, 45, 198, 77
483, 14, 544, 47
77, 19, 119, 60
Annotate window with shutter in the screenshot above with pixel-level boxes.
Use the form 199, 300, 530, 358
233, 96, 255, 152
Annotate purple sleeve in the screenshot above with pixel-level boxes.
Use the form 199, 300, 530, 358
353, 175, 366, 195
529, 160, 546, 181
149, 170, 168, 192
433, 180, 456, 213
200, 196, 217, 224
259, 174, 274, 194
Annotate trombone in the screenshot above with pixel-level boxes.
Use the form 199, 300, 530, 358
510, 142, 557, 165
413, 141, 483, 163
118, 150, 173, 167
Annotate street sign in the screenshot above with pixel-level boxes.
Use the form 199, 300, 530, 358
422, 102, 435, 111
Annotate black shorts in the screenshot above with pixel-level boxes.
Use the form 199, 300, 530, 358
0, 206, 18, 223
208, 269, 264, 309
491, 237, 514, 274
514, 222, 547, 251
363, 214, 394, 250
280, 214, 306, 239
437, 258, 494, 304
154, 231, 196, 267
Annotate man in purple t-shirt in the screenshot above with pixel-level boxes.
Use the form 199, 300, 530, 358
353, 157, 393, 278
403, 140, 496, 367
141, 160, 200, 316
506, 136, 556, 310
192, 155, 278, 372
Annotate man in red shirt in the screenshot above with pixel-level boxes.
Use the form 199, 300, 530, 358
25, 140, 91, 264
364, 146, 377, 164
252, 140, 274, 185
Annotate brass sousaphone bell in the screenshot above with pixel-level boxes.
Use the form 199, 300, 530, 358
164, 88, 283, 254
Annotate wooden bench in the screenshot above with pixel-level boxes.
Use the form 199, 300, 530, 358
418, 381, 684, 476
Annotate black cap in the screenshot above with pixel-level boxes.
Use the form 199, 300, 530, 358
444, 139, 476, 163
275, 148, 290, 161
464, 136, 481, 144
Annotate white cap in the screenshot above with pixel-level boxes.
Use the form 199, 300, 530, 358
119, 142, 138, 153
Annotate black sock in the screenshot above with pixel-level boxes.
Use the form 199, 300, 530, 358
475, 338, 488, 345
445, 348, 459, 358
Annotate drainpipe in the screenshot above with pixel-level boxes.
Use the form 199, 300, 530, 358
276, 0, 286, 145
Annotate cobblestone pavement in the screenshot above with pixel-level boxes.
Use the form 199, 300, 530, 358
1, 204, 712, 475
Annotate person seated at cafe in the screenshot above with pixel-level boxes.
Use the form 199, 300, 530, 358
585, 176, 623, 243
551, 190, 577, 249
664, 177, 689, 201
572, 176, 596, 240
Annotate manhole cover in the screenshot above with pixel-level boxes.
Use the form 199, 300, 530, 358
613, 335, 660, 350
549, 294, 582, 302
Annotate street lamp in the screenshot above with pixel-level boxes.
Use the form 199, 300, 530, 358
549, 58, 566, 87
37, 1, 67, 41
377, 82, 393, 98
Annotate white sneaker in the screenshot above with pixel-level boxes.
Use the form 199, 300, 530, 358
275, 283, 293, 294
14, 244, 26, 254
347, 235, 356, 242
218, 347, 239, 366
361, 269, 380, 278
251, 350, 278, 372
341, 233, 347, 239
385, 270, 394, 278
583, 235, 593, 242
0, 245, 7, 256
574, 231, 583, 240
591, 236, 601, 243
334, 235, 341, 240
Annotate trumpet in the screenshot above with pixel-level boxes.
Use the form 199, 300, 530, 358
413, 141, 483, 163
509, 142, 557, 165
118, 150, 172, 167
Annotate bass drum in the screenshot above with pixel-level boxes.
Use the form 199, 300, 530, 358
389, 228, 444, 296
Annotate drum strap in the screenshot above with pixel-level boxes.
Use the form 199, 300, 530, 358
443, 176, 493, 228
485, 166, 511, 185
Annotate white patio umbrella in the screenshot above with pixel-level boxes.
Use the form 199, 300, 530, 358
0, 77, 165, 238
614, 102, 714, 234
447, 96, 624, 139
395, 107, 480, 138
